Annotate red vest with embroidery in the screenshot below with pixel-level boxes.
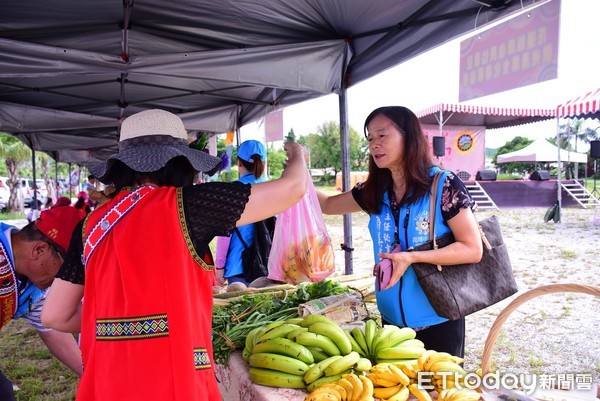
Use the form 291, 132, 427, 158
77, 187, 219, 401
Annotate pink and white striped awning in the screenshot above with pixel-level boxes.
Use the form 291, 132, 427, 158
416, 103, 556, 129
556, 88, 600, 119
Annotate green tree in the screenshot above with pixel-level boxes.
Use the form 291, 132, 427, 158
0, 133, 32, 212
300, 121, 367, 178
267, 145, 287, 179
493, 136, 534, 175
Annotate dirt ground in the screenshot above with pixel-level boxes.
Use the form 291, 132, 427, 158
323, 206, 600, 383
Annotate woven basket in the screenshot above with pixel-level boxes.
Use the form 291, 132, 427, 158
481, 283, 600, 375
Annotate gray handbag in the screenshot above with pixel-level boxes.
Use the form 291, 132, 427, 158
411, 172, 518, 320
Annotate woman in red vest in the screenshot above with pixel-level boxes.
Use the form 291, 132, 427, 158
42, 109, 308, 401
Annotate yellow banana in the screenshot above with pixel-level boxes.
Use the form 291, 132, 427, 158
389, 386, 410, 401
342, 373, 363, 401
336, 377, 354, 401
296, 332, 342, 356
408, 383, 433, 401
364, 319, 378, 356
248, 352, 310, 375
422, 351, 455, 371
418, 350, 436, 371
366, 373, 398, 388
304, 392, 339, 401
300, 314, 335, 327
387, 363, 411, 386
376, 345, 426, 361
251, 337, 314, 365
248, 367, 306, 388
304, 355, 343, 384
309, 322, 353, 356
255, 323, 302, 343
398, 363, 419, 380
350, 327, 370, 356
355, 357, 373, 372
370, 364, 399, 383
447, 388, 481, 401
324, 351, 361, 376
429, 361, 467, 377
306, 373, 344, 392
372, 384, 402, 400
439, 387, 458, 401
306, 384, 346, 401
357, 374, 374, 400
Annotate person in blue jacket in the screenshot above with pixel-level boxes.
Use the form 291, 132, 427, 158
214, 140, 268, 287
316, 106, 483, 357
0, 206, 84, 400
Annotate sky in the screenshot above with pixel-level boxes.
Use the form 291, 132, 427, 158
241, 0, 600, 150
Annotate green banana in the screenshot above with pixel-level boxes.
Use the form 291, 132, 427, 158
255, 323, 301, 344
306, 373, 345, 392
286, 327, 309, 342
305, 346, 330, 363
245, 326, 263, 353
323, 351, 361, 376
299, 314, 334, 327
248, 352, 310, 375
308, 322, 352, 355
376, 345, 427, 361
248, 367, 306, 389
371, 324, 400, 355
364, 319, 378, 355
397, 338, 425, 348
285, 317, 304, 325
251, 337, 314, 365
242, 346, 252, 362
344, 329, 367, 357
355, 357, 373, 372
303, 355, 342, 384
295, 332, 341, 356
263, 320, 286, 332
350, 327, 369, 356
374, 326, 417, 354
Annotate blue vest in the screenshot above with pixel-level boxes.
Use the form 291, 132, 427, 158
0, 222, 45, 320
368, 168, 451, 328
224, 173, 265, 277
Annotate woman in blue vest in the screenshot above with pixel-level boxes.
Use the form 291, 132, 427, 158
316, 106, 482, 357
214, 140, 268, 287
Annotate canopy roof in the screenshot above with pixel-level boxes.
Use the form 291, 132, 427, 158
496, 138, 588, 164
556, 88, 600, 119
0, 0, 529, 166
416, 103, 556, 130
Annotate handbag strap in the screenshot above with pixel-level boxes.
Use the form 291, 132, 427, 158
234, 227, 249, 250
429, 172, 443, 271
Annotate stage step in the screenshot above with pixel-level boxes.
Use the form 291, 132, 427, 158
465, 181, 500, 211
560, 181, 600, 208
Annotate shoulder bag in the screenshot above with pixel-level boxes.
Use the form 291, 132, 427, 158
411, 172, 518, 320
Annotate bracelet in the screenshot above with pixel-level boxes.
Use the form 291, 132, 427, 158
215, 267, 224, 270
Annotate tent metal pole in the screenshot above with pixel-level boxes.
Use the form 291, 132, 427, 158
556, 117, 562, 222
31, 147, 38, 207
338, 86, 353, 275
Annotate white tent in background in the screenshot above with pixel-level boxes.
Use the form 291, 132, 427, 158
496, 138, 588, 164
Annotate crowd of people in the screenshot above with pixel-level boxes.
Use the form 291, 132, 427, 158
1, 106, 482, 400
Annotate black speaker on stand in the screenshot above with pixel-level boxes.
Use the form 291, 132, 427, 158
475, 170, 497, 181
591, 141, 600, 198
530, 170, 550, 181
433, 137, 445, 157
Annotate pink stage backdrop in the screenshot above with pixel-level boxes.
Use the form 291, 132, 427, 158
423, 124, 486, 180
459, 0, 560, 101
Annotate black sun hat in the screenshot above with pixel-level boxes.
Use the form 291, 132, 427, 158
91, 109, 221, 181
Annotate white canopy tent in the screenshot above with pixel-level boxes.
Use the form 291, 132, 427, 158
497, 138, 588, 164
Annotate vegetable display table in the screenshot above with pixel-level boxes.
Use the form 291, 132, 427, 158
216, 351, 306, 401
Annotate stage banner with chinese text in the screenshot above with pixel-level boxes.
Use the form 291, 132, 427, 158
422, 124, 486, 180
459, 0, 560, 101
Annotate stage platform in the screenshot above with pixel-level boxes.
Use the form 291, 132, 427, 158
468, 179, 584, 208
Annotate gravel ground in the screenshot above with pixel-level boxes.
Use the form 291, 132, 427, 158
323, 207, 600, 384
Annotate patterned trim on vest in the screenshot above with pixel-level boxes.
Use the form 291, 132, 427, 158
176, 187, 213, 272
83, 186, 156, 266
96, 313, 169, 341
193, 347, 212, 370
0, 241, 18, 330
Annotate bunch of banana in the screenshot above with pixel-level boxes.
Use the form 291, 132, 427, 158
417, 350, 467, 393
437, 388, 481, 401
364, 362, 411, 401
245, 318, 315, 388
304, 372, 374, 401
347, 320, 423, 365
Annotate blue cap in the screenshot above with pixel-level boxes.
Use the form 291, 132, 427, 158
238, 140, 267, 163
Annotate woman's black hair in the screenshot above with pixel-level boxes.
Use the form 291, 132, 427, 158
239, 155, 265, 179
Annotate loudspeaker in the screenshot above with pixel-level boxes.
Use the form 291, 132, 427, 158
530, 170, 550, 181
475, 170, 497, 181
432, 136, 445, 157
591, 140, 600, 158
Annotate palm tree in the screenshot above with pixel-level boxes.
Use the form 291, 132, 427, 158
558, 120, 600, 179
0, 133, 32, 213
